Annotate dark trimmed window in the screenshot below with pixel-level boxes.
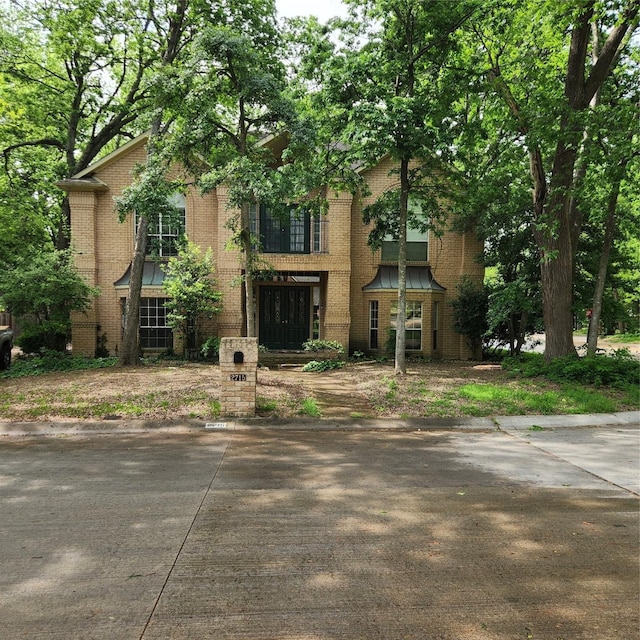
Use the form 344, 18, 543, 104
139, 298, 172, 350
250, 204, 328, 254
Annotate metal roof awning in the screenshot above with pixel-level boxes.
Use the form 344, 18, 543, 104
114, 261, 166, 287
363, 265, 445, 291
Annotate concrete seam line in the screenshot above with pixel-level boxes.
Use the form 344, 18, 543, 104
138, 436, 232, 639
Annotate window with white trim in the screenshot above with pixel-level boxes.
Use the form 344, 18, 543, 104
369, 300, 379, 349
432, 301, 439, 351
381, 197, 428, 262
135, 193, 185, 258
390, 301, 422, 350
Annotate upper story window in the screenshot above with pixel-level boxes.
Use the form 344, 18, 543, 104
381, 196, 428, 262
135, 193, 186, 258
250, 204, 328, 255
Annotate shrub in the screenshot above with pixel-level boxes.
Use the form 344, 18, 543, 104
200, 336, 221, 359
2, 351, 117, 378
302, 359, 346, 372
502, 350, 639, 387
95, 333, 109, 358
451, 276, 488, 357
300, 397, 321, 417
17, 322, 68, 354
302, 339, 345, 356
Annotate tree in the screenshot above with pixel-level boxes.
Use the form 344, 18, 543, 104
0, 249, 98, 352
469, 0, 639, 360
314, 0, 476, 374
1, 0, 197, 362
451, 276, 488, 358
0, 0, 164, 250
167, 0, 307, 338
162, 240, 223, 357
116, 0, 203, 365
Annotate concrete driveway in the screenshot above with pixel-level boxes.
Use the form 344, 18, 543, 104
0, 417, 638, 640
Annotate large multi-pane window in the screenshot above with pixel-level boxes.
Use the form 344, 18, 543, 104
381, 196, 428, 262
139, 298, 172, 350
135, 193, 185, 257
390, 301, 422, 350
250, 204, 328, 254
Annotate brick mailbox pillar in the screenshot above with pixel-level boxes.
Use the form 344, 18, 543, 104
219, 337, 258, 417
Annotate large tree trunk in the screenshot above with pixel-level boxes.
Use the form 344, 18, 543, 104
394, 157, 410, 375
118, 215, 148, 365
240, 201, 255, 337
538, 240, 577, 359
532, 138, 580, 360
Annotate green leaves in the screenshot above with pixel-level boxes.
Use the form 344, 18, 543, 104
162, 241, 223, 354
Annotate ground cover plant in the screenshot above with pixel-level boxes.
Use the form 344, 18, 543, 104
0, 349, 637, 422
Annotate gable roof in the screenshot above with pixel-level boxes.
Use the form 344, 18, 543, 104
72, 133, 150, 180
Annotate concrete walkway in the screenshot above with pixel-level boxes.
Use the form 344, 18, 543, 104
0, 413, 638, 639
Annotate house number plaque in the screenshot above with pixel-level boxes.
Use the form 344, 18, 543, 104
230, 373, 247, 382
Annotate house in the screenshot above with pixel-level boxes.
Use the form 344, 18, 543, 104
57, 134, 484, 359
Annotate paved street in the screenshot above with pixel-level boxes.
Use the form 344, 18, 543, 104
0, 417, 638, 639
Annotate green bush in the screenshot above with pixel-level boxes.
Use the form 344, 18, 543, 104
502, 350, 639, 387
200, 336, 221, 359
302, 339, 345, 356
2, 351, 118, 378
302, 359, 346, 372
17, 322, 68, 354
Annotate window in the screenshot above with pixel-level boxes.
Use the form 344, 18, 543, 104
432, 301, 439, 351
311, 215, 328, 253
250, 204, 328, 254
139, 298, 172, 350
390, 301, 422, 350
369, 300, 379, 349
136, 193, 185, 258
381, 197, 428, 262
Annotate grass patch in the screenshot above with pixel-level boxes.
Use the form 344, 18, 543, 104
457, 382, 619, 416
256, 396, 278, 412
300, 397, 321, 417
607, 332, 640, 344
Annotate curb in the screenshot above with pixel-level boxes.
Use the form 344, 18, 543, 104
0, 412, 637, 436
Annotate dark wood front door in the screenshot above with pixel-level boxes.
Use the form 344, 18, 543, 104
259, 286, 310, 350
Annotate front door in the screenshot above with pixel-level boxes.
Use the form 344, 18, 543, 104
259, 286, 310, 349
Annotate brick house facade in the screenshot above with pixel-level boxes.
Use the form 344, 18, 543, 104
58, 134, 484, 359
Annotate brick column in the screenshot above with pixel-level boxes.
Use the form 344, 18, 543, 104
323, 270, 351, 347
69, 191, 100, 356
219, 337, 258, 417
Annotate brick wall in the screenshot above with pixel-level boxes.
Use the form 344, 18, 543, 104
65, 138, 484, 360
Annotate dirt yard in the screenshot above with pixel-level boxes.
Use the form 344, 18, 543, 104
0, 360, 536, 422
4, 355, 636, 423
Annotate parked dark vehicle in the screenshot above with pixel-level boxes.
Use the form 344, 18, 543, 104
0, 326, 13, 369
